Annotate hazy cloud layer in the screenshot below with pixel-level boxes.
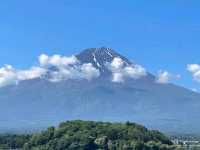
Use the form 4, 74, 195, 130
108, 57, 147, 83
187, 64, 200, 83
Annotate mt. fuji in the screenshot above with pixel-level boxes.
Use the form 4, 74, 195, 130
0, 47, 199, 134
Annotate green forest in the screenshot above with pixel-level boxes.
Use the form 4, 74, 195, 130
0, 120, 177, 150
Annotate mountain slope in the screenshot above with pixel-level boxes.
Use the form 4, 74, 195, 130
0, 47, 199, 134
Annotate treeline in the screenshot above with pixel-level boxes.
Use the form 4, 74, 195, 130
0, 120, 177, 150
0, 134, 31, 149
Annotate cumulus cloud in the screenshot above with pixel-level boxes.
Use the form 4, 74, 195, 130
39, 54, 49, 66
0, 54, 100, 87
39, 54, 100, 82
0, 65, 18, 87
0, 65, 46, 87
17, 67, 46, 80
124, 65, 147, 79
156, 70, 180, 84
108, 57, 147, 83
187, 64, 200, 83
110, 57, 124, 70
0, 54, 148, 87
112, 73, 124, 83
39, 54, 78, 67
80, 63, 100, 80
156, 71, 171, 84
49, 63, 100, 82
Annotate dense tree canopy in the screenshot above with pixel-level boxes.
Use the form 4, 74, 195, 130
0, 134, 31, 149
0, 120, 177, 150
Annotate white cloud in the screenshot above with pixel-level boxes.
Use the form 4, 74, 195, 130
156, 70, 180, 84
80, 63, 100, 80
187, 64, 200, 73
49, 63, 100, 82
0, 55, 148, 87
0, 65, 46, 87
39, 54, 49, 66
39, 54, 78, 67
124, 65, 147, 79
187, 64, 200, 83
48, 67, 74, 82
0, 54, 100, 87
110, 57, 124, 70
112, 73, 124, 83
156, 71, 171, 84
39, 54, 100, 82
0, 65, 18, 87
17, 67, 46, 80
108, 57, 147, 83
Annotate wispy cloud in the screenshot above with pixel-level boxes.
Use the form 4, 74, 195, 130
156, 70, 180, 84
191, 88, 199, 93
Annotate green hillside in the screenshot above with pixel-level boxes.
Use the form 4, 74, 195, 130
21, 120, 176, 150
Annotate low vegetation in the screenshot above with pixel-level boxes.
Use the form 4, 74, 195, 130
0, 120, 177, 150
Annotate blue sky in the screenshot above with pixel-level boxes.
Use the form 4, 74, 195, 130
0, 0, 200, 90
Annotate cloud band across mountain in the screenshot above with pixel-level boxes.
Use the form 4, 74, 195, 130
0, 52, 183, 87
38, 54, 100, 82
0, 65, 46, 87
0, 53, 149, 87
0, 54, 101, 87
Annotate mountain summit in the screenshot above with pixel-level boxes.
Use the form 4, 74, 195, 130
76, 47, 131, 73
75, 47, 151, 81
0, 48, 199, 134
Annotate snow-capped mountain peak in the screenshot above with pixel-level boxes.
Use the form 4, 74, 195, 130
76, 47, 131, 73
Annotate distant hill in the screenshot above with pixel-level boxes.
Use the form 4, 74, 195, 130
0, 47, 200, 134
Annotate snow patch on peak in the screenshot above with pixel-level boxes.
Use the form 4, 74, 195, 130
106, 50, 113, 58
92, 52, 101, 68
